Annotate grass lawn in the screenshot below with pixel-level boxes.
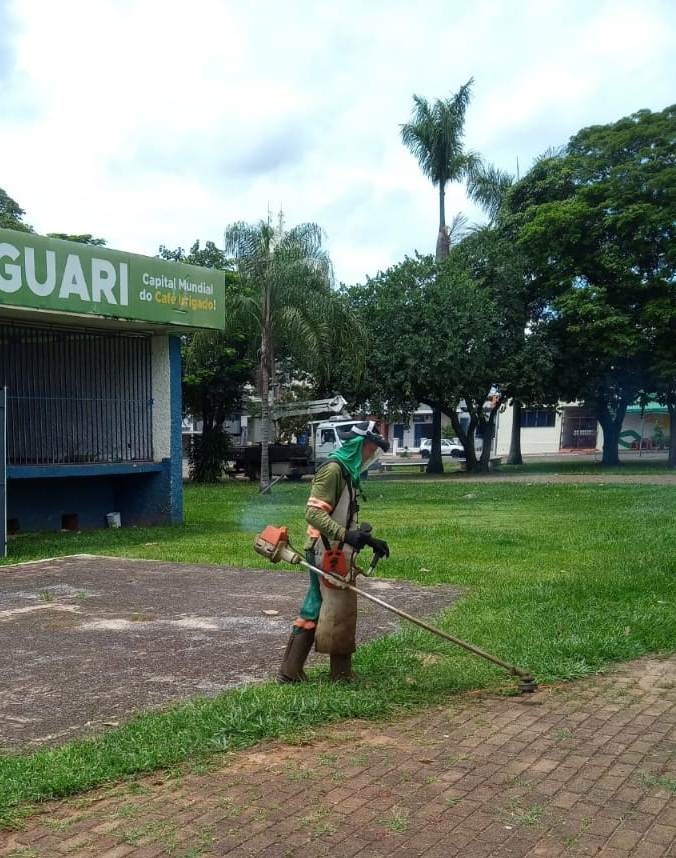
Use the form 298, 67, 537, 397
0, 479, 674, 825
500, 457, 673, 475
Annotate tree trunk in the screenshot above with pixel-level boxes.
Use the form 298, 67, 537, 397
426, 405, 443, 474
435, 184, 449, 262
506, 400, 523, 465
668, 403, 675, 469
448, 407, 478, 471
478, 404, 500, 472
259, 360, 271, 489
259, 290, 272, 491
597, 400, 628, 467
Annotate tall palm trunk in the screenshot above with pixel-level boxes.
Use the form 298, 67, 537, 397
435, 183, 449, 262
430, 181, 449, 470
259, 286, 271, 491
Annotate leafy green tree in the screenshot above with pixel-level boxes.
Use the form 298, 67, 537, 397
346, 254, 506, 472
225, 218, 358, 490
159, 240, 228, 270
509, 105, 675, 465
182, 323, 252, 482
0, 188, 32, 232
47, 233, 106, 245
451, 221, 558, 465
159, 240, 253, 482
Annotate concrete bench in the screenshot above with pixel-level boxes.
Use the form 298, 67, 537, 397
460, 456, 502, 471
380, 460, 427, 473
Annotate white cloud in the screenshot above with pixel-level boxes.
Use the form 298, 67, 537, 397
1, 0, 674, 283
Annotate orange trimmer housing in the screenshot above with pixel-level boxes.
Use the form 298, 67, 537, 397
320, 546, 349, 589
253, 525, 294, 564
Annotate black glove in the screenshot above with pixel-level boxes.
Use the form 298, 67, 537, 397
344, 529, 390, 558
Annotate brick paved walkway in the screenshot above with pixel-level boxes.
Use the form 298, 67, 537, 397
1, 656, 674, 857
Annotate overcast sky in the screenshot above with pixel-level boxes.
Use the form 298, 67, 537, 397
1, 0, 674, 284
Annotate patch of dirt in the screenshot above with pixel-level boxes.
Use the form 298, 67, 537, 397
0, 556, 463, 749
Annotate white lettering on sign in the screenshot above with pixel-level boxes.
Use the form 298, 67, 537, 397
59, 254, 90, 300
25, 247, 57, 296
0, 241, 130, 306
120, 263, 128, 305
0, 242, 21, 293
92, 258, 117, 304
178, 278, 214, 295
142, 272, 175, 289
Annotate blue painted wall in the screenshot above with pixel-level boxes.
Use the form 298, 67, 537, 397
168, 335, 183, 524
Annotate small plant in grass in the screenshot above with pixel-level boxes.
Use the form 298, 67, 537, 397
504, 801, 544, 827
113, 802, 141, 819
215, 797, 244, 818
0, 805, 34, 831
192, 825, 217, 852
283, 762, 317, 782
562, 814, 592, 849
349, 752, 370, 766
299, 807, 336, 836
553, 728, 573, 742
37, 590, 53, 602
382, 806, 411, 833
125, 782, 150, 796
44, 813, 84, 830
119, 819, 178, 849
317, 752, 338, 766
187, 757, 220, 776
639, 772, 676, 794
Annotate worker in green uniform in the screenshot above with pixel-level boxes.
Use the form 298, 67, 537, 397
278, 421, 390, 683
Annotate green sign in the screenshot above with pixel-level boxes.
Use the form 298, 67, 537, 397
0, 228, 225, 330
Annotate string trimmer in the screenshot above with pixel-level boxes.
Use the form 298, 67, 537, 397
253, 525, 537, 694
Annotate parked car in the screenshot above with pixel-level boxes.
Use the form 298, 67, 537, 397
419, 437, 482, 458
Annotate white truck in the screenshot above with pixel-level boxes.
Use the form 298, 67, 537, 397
231, 400, 368, 481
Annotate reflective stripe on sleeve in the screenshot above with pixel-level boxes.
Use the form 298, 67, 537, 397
307, 497, 334, 512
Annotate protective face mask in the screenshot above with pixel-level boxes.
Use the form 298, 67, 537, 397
361, 448, 383, 471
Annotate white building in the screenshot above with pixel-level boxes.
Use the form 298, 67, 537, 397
384, 400, 669, 456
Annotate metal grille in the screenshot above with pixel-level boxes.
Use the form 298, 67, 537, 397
0, 322, 153, 465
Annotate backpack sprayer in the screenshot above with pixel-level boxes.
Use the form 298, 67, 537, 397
254, 525, 537, 694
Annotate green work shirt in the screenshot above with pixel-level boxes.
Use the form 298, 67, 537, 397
303, 461, 349, 550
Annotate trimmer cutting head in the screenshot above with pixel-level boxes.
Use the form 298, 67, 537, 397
518, 675, 538, 694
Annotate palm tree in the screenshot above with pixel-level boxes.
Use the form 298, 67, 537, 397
401, 79, 479, 262
401, 79, 479, 473
466, 163, 514, 224
225, 217, 356, 491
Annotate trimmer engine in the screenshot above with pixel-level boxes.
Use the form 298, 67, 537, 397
253, 525, 302, 565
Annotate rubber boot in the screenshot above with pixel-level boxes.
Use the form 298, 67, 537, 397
330, 653, 355, 682
277, 628, 315, 683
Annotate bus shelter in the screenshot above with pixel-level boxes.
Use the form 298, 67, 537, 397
0, 228, 225, 550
